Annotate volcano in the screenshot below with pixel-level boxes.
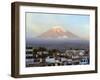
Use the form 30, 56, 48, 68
38, 26, 79, 39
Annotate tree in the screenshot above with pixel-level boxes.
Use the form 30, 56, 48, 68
51, 49, 59, 57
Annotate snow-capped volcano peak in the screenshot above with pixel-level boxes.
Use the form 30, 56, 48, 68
37, 26, 79, 39
52, 26, 65, 32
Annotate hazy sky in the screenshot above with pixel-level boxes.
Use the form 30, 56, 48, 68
25, 12, 90, 39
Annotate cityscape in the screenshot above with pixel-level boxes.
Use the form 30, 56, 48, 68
26, 46, 89, 67
25, 12, 90, 67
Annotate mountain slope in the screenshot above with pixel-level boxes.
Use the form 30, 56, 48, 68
38, 26, 80, 39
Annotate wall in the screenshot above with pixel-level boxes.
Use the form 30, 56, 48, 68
0, 0, 99, 80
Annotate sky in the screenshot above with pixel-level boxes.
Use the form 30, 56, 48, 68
25, 12, 90, 39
